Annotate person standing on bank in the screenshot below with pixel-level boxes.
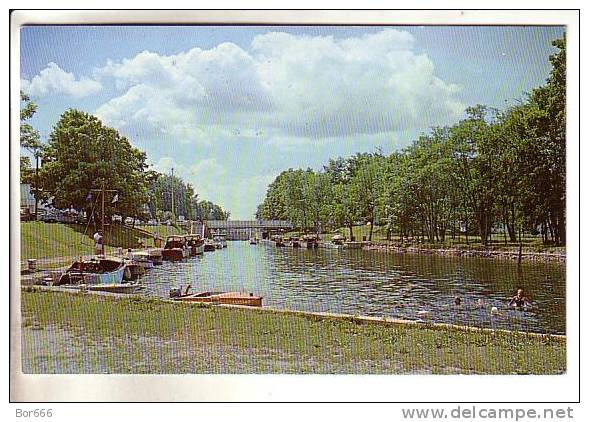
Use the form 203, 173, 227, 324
93, 230, 104, 256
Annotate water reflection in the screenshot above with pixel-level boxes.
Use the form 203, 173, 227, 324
143, 241, 566, 334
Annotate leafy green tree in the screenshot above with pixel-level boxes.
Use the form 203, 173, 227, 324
196, 200, 230, 220
20, 91, 40, 151
38, 109, 149, 228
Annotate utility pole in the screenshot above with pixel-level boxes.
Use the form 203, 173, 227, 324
34, 151, 39, 220
171, 167, 175, 222
101, 182, 105, 234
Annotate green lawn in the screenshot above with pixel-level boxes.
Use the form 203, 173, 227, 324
20, 222, 182, 261
134, 223, 183, 239
21, 289, 566, 374
323, 225, 565, 254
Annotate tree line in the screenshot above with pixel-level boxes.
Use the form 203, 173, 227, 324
256, 36, 566, 246
20, 105, 230, 226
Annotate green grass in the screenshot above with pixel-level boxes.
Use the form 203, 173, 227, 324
21, 289, 566, 374
20, 222, 183, 261
325, 225, 565, 254
135, 224, 183, 239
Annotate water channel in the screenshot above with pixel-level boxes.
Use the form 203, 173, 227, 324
142, 241, 566, 335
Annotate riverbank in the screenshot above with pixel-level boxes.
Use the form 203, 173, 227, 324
363, 243, 566, 264
20, 288, 566, 374
20, 222, 183, 262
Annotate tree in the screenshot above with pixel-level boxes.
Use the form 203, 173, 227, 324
20, 91, 43, 217
38, 109, 149, 229
20, 91, 40, 151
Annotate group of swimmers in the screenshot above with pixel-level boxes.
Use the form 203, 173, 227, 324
452, 288, 532, 311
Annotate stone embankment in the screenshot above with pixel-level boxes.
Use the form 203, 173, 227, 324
363, 243, 566, 264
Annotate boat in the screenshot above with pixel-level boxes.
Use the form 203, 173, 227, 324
162, 235, 189, 261
344, 241, 363, 249
170, 287, 263, 307
204, 239, 216, 252
271, 234, 285, 247
213, 234, 227, 249
332, 234, 345, 246
288, 236, 301, 248
61, 282, 142, 294
320, 234, 345, 249
302, 234, 319, 249
320, 241, 344, 249
147, 249, 163, 265
183, 234, 205, 256
249, 237, 258, 245
130, 251, 155, 270
56, 256, 126, 286
123, 260, 146, 281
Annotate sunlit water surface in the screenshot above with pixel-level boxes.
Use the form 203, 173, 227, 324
141, 241, 565, 335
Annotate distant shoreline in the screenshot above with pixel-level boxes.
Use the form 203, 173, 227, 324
363, 242, 566, 264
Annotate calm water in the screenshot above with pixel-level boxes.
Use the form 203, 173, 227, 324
142, 241, 566, 335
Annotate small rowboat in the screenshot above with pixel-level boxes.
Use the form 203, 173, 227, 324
172, 290, 263, 307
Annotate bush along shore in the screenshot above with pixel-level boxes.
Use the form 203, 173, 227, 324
20, 288, 566, 375
362, 242, 566, 264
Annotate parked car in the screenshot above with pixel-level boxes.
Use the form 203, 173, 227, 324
41, 210, 59, 223
20, 207, 34, 221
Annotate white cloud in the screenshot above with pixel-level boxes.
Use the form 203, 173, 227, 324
94, 29, 464, 143
21, 62, 102, 98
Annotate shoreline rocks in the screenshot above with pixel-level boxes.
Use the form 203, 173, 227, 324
362, 243, 566, 264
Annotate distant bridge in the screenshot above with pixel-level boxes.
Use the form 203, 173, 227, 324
192, 220, 294, 240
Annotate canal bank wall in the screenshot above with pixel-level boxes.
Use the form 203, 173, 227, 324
363, 243, 566, 264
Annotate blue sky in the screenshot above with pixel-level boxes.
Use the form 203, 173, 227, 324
20, 25, 564, 219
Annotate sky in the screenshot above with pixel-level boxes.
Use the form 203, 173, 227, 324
20, 25, 565, 219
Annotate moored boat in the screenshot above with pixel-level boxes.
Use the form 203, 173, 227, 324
131, 251, 155, 269
162, 235, 189, 261
213, 234, 227, 249
123, 260, 146, 281
184, 234, 205, 256
56, 256, 126, 286
61, 282, 142, 294
344, 241, 363, 249
204, 239, 216, 252
302, 234, 319, 249
148, 249, 163, 265
271, 235, 285, 247
320, 234, 345, 249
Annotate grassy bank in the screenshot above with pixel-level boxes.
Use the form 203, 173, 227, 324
20, 222, 183, 261
21, 289, 566, 374
316, 225, 565, 255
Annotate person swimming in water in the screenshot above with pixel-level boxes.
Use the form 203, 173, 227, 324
508, 288, 531, 308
